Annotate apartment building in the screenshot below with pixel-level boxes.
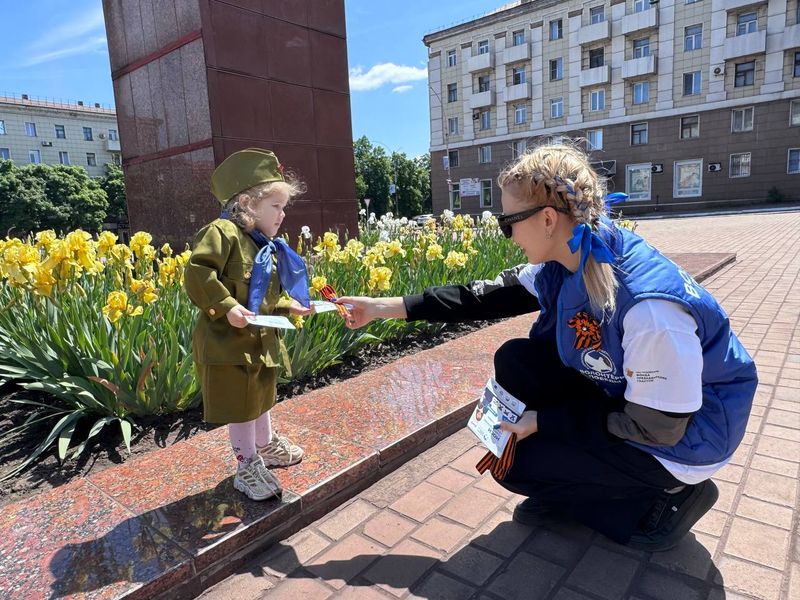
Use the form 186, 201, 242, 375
423, 0, 800, 214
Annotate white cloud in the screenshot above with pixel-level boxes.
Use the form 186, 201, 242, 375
349, 62, 427, 92
392, 85, 413, 94
22, 7, 107, 66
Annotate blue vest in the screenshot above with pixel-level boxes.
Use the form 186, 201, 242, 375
529, 221, 757, 466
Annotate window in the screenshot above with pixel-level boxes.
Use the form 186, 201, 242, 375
550, 19, 563, 41
479, 145, 492, 164
0, 120, 5, 135
730, 153, 751, 178
788, 148, 800, 173
512, 67, 526, 85
674, 159, 703, 197
112, 153, 121, 166
736, 12, 757, 36
108, 129, 118, 141
59, 151, 70, 165
451, 183, 461, 209
83, 127, 93, 141
590, 6, 605, 23
588, 129, 603, 150
448, 150, 459, 167
589, 48, 604, 69
0, 148, 9, 160
447, 50, 457, 67
795, 51, 800, 77
685, 0, 701, 3
550, 58, 563, 81
514, 104, 527, 124
634, 0, 649, 12
631, 122, 649, 145
448, 117, 459, 135
551, 97, 564, 118
791, 100, 800, 126
685, 25, 702, 51
512, 140, 526, 159
478, 40, 489, 55
480, 180, 493, 208
447, 83, 457, 102
55, 124, 66, 139
478, 75, 491, 92
513, 30, 525, 46
680, 115, 700, 139
25, 122, 37, 137
735, 61, 755, 87
626, 163, 652, 200
86, 152, 97, 167
590, 89, 605, 111
29, 150, 41, 164
732, 106, 754, 132
480, 110, 491, 130
683, 71, 701, 96
633, 37, 650, 58
633, 81, 650, 104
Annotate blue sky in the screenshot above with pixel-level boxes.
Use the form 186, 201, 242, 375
0, 0, 497, 158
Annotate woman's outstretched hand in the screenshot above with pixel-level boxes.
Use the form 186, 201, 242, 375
334, 296, 378, 329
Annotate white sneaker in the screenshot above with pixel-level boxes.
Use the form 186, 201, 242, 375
257, 433, 304, 467
233, 455, 282, 501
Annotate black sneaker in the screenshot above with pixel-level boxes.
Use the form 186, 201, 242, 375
627, 479, 719, 552
512, 497, 554, 526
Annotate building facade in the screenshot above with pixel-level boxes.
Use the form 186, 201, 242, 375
0, 94, 121, 177
424, 0, 800, 215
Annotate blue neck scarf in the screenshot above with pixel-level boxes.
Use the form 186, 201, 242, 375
220, 211, 310, 312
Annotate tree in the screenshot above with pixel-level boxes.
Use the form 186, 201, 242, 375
99, 163, 128, 225
0, 161, 108, 236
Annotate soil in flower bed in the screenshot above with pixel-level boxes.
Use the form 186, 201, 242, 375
0, 321, 495, 508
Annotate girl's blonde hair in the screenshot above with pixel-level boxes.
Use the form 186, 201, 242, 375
223, 171, 306, 233
497, 141, 618, 316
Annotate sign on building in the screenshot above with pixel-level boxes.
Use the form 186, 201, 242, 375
459, 178, 481, 197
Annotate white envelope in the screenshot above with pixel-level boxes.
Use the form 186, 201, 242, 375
245, 315, 296, 329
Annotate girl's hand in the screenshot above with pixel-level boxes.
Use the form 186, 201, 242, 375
497, 411, 538, 441
226, 304, 256, 328
334, 296, 380, 329
289, 299, 315, 316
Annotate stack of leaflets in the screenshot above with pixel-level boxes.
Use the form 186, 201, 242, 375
467, 377, 526, 458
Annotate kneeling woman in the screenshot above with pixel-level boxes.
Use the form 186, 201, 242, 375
339, 143, 757, 551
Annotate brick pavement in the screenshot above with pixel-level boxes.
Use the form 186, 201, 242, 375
200, 211, 800, 600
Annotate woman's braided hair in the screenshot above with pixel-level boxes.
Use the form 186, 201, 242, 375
498, 141, 619, 316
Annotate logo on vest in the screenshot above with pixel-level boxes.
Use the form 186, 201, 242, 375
567, 311, 602, 350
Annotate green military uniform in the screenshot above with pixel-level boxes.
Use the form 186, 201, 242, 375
184, 149, 293, 424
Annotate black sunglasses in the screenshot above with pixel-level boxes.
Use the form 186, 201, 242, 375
497, 205, 569, 238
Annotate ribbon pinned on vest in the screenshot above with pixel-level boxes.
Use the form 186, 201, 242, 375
220, 210, 310, 312
475, 432, 518, 481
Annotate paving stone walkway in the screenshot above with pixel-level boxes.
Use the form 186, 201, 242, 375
201, 211, 800, 600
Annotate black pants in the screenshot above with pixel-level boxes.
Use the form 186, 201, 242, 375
492, 336, 682, 543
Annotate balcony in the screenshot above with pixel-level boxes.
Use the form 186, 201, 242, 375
723, 29, 766, 60
469, 90, 494, 109
782, 23, 800, 50
724, 0, 767, 10
502, 43, 530, 64
622, 54, 657, 79
621, 9, 659, 35
504, 82, 532, 102
579, 64, 610, 87
468, 52, 493, 73
577, 19, 611, 45
106, 139, 121, 152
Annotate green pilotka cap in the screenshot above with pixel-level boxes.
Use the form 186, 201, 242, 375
210, 148, 285, 204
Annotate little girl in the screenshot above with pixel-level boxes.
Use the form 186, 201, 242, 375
184, 148, 314, 501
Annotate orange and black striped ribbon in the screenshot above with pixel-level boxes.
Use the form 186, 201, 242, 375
475, 432, 518, 480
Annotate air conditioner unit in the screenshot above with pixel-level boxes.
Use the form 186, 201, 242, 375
41, 141, 53, 147
99, 133, 106, 139
472, 112, 480, 120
